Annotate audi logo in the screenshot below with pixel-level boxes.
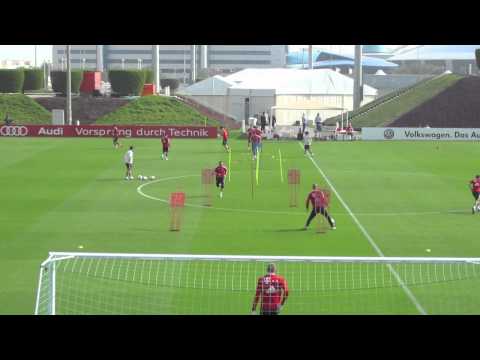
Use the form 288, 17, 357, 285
384, 129, 395, 140
0, 126, 28, 137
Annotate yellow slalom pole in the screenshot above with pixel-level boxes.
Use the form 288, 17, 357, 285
228, 149, 232, 182
278, 148, 284, 183
256, 148, 260, 185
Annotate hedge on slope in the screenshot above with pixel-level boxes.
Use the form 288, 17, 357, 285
51, 70, 83, 95
160, 79, 180, 93
109, 70, 146, 96
0, 69, 25, 93
23, 68, 44, 91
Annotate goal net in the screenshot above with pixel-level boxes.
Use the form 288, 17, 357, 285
35, 252, 480, 315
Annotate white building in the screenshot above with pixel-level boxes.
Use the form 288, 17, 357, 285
179, 68, 378, 125
52, 45, 288, 82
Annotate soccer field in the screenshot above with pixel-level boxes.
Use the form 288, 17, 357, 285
1, 137, 480, 314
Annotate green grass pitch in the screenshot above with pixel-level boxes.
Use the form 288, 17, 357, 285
1, 137, 480, 314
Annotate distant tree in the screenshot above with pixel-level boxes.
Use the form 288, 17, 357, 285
476, 49, 480, 70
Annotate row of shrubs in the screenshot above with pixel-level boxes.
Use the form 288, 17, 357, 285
0, 69, 44, 93
109, 70, 180, 96
0, 68, 180, 96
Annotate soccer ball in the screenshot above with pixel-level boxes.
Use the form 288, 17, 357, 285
150, 176, 156, 180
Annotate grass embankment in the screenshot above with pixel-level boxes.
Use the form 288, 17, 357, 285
96, 96, 219, 126
0, 94, 51, 124
325, 74, 463, 128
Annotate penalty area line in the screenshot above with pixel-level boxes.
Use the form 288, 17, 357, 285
299, 142, 428, 315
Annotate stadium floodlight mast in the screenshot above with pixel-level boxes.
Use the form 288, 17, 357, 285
66, 45, 72, 126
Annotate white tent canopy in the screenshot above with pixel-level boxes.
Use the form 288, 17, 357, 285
224, 68, 377, 96
181, 75, 235, 96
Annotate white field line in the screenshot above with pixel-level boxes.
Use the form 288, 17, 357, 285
300, 143, 427, 315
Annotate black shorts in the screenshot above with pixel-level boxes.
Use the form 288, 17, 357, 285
304, 144, 310, 150
125, 163, 132, 170
222, 139, 228, 146
260, 309, 279, 315
113, 137, 119, 143
216, 176, 225, 188
473, 191, 480, 200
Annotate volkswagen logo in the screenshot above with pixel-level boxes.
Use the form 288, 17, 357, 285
384, 128, 395, 140
0, 126, 28, 137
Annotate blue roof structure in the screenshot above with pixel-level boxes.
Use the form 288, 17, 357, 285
287, 49, 398, 69
362, 45, 393, 54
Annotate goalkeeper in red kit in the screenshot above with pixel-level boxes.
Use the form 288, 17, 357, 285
252, 263, 289, 315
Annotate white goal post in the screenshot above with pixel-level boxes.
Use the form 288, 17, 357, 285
35, 252, 480, 315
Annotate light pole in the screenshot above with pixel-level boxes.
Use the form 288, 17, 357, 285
308, 45, 313, 69
121, 58, 125, 70
34, 45, 37, 68
66, 45, 72, 125
183, 48, 186, 84
353, 45, 363, 110
152, 45, 160, 92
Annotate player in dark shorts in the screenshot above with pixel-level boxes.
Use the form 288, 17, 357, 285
469, 175, 480, 214
252, 263, 289, 315
304, 184, 336, 230
220, 126, 230, 152
213, 161, 228, 199
113, 126, 120, 149
161, 134, 170, 160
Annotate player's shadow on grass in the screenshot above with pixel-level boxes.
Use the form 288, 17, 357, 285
95, 178, 129, 182
269, 228, 307, 233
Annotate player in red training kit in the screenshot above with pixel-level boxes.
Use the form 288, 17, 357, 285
247, 125, 254, 149
469, 175, 480, 214
220, 126, 230, 152
161, 134, 170, 160
213, 161, 228, 198
252, 263, 289, 315
112, 126, 120, 149
304, 184, 336, 230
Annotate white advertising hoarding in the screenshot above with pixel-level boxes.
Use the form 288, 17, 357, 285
362, 127, 480, 141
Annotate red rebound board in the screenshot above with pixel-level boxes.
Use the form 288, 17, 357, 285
202, 169, 214, 184
80, 71, 102, 93
0, 125, 217, 138
288, 169, 300, 184
170, 192, 186, 207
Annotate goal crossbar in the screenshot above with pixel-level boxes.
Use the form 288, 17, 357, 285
45, 252, 480, 264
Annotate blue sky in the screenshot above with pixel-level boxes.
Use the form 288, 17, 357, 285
0, 45, 403, 63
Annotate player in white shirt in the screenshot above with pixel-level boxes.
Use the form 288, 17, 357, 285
303, 131, 313, 156
124, 146, 134, 180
